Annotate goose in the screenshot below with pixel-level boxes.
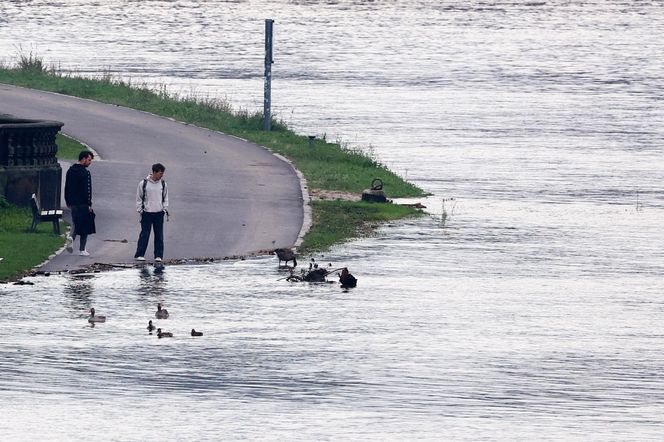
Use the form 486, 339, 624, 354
191, 329, 203, 337
88, 308, 106, 323
147, 320, 156, 332
155, 303, 169, 319
274, 248, 297, 267
157, 328, 173, 338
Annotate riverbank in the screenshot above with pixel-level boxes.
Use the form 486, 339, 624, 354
0, 200, 65, 281
0, 60, 427, 281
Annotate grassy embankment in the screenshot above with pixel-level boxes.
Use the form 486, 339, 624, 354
0, 56, 426, 280
0, 133, 85, 281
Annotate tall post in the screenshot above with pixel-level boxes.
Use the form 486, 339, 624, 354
263, 19, 274, 131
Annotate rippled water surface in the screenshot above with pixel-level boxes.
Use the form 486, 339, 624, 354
1, 1, 664, 439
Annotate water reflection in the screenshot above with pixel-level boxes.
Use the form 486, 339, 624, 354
137, 264, 167, 302
62, 277, 94, 317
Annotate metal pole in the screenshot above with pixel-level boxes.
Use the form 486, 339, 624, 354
263, 19, 274, 131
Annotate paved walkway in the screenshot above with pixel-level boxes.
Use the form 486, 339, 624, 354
0, 84, 306, 272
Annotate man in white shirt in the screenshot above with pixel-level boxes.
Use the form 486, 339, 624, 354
134, 163, 169, 262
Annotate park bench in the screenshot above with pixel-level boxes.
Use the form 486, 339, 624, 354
30, 193, 63, 235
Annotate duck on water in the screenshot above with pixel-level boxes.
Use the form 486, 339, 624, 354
157, 328, 173, 338
155, 303, 169, 319
88, 308, 106, 323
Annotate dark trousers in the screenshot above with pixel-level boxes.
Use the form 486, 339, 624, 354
71, 205, 93, 251
73, 233, 88, 251
135, 211, 164, 258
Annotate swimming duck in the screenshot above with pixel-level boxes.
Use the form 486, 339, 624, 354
155, 303, 169, 319
88, 308, 106, 323
156, 328, 173, 338
147, 320, 155, 332
191, 329, 203, 337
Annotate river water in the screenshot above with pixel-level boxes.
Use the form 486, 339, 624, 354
1, 1, 664, 440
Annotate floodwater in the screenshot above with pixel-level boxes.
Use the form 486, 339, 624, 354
1, 1, 664, 439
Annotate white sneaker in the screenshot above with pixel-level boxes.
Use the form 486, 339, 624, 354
135, 256, 146, 261
66, 236, 73, 253
79, 250, 90, 256
155, 257, 162, 262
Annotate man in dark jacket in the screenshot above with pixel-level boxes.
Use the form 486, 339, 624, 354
64, 151, 95, 256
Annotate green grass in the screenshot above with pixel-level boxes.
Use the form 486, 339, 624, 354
299, 200, 424, 254
0, 199, 64, 281
56, 133, 87, 160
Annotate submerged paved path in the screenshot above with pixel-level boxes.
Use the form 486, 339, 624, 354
0, 84, 305, 272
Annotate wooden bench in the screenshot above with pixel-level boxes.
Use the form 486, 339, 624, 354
30, 193, 63, 235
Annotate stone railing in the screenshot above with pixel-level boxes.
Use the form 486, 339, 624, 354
0, 117, 64, 209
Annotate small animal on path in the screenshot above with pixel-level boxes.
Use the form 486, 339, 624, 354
191, 329, 203, 337
157, 328, 173, 338
155, 303, 169, 319
88, 308, 106, 323
147, 320, 155, 332
274, 248, 297, 267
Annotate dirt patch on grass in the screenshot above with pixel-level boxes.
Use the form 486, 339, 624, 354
309, 188, 361, 201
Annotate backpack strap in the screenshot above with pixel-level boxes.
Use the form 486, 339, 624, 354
141, 179, 148, 212
161, 180, 166, 204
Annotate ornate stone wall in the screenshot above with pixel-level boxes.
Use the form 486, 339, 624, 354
0, 117, 64, 208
